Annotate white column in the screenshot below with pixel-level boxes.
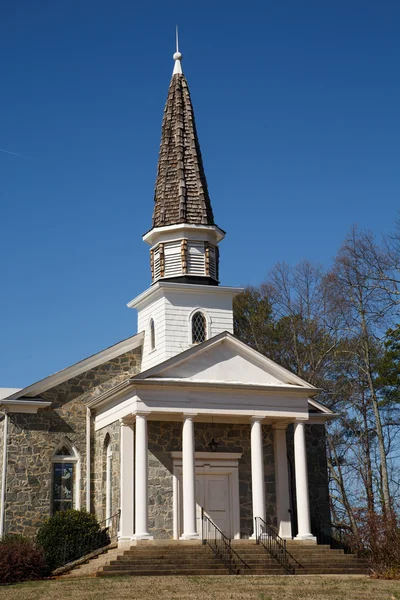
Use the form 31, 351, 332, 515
273, 424, 292, 539
119, 420, 134, 543
133, 413, 153, 540
180, 414, 199, 539
294, 420, 315, 540
250, 417, 266, 538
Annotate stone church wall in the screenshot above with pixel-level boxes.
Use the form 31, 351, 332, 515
4, 349, 141, 537
93, 421, 121, 521
147, 421, 276, 539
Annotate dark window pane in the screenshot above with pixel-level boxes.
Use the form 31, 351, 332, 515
53, 463, 74, 513
192, 312, 206, 344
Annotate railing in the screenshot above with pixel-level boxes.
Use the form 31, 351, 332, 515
254, 516, 302, 574
60, 510, 121, 567
311, 518, 354, 554
201, 508, 250, 575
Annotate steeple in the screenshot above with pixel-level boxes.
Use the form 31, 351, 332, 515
152, 36, 214, 228
143, 41, 225, 286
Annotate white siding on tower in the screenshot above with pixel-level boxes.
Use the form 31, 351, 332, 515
133, 283, 240, 371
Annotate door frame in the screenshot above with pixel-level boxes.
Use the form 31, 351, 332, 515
171, 452, 242, 540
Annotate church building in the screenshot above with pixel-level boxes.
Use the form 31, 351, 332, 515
0, 47, 335, 545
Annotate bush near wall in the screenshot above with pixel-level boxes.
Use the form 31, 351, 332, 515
0, 535, 47, 583
352, 512, 400, 579
36, 509, 103, 572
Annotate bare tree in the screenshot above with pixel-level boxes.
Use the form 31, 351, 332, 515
325, 226, 396, 513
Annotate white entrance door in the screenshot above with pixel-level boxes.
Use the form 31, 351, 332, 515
195, 473, 231, 537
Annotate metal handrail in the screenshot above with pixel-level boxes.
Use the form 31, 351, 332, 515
311, 517, 354, 554
60, 510, 121, 567
201, 508, 250, 575
254, 516, 302, 574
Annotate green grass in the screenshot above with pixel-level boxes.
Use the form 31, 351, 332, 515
1, 575, 400, 600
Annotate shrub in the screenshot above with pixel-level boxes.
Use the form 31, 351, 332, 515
0, 535, 47, 583
36, 509, 104, 571
351, 511, 400, 579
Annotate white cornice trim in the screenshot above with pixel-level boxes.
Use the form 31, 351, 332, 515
127, 283, 243, 310
307, 397, 335, 414
0, 399, 52, 413
131, 377, 320, 395
142, 223, 226, 246
3, 333, 144, 400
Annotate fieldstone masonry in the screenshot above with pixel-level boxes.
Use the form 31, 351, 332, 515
147, 421, 276, 539
4, 349, 141, 537
3, 356, 330, 539
93, 421, 121, 522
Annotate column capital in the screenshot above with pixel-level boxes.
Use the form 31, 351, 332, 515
134, 411, 151, 418
182, 412, 198, 420
272, 423, 288, 431
249, 415, 264, 424
119, 416, 135, 426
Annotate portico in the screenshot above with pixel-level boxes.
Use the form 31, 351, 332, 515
90, 332, 334, 545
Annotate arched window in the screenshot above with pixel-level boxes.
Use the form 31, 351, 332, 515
191, 311, 207, 344
51, 440, 80, 513
150, 318, 156, 351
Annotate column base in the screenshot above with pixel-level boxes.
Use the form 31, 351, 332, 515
132, 533, 154, 541
180, 532, 200, 540
294, 534, 317, 542
118, 537, 133, 549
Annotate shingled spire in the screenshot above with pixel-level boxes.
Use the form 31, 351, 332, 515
143, 43, 225, 286
152, 49, 214, 228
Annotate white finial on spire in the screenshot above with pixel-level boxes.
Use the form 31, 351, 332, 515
173, 25, 183, 75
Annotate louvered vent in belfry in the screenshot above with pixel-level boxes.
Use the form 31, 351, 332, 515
208, 245, 217, 280
164, 241, 182, 278
153, 247, 161, 280
187, 242, 205, 276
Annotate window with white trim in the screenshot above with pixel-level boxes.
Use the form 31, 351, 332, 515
191, 311, 207, 344
51, 441, 79, 513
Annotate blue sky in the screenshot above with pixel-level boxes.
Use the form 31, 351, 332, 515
1, 1, 399, 386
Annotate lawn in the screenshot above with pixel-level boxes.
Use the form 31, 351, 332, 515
1, 575, 399, 600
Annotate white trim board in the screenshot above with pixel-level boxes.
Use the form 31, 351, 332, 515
3, 333, 144, 400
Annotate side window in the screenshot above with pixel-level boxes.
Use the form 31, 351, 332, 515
150, 318, 156, 350
191, 311, 207, 344
52, 441, 79, 513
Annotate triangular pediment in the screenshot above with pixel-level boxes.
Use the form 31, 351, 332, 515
135, 332, 315, 390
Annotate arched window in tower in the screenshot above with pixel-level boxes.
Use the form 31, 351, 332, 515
150, 318, 156, 350
51, 440, 80, 514
191, 311, 207, 344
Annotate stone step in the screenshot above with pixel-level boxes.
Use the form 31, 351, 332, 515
110, 560, 230, 568
97, 568, 232, 577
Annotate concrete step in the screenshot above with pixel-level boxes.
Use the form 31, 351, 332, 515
97, 568, 231, 577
